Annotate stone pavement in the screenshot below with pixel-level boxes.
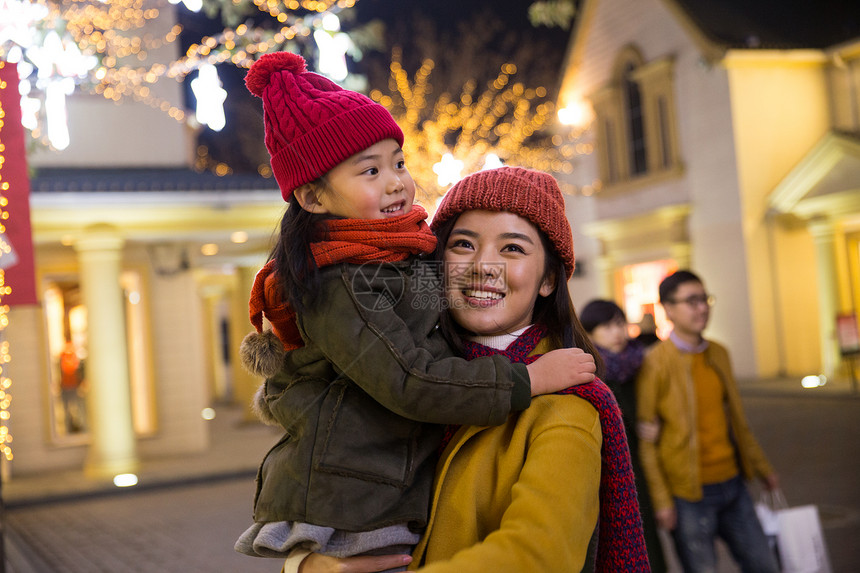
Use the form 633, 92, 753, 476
2, 402, 283, 573
3, 378, 859, 572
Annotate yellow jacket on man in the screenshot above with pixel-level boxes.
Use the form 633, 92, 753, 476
635, 339, 774, 512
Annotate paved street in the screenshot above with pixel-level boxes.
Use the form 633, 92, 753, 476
4, 386, 859, 572
5, 476, 275, 573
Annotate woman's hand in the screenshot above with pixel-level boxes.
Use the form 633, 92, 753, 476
298, 552, 412, 573
655, 507, 677, 531
527, 347, 596, 395
636, 419, 661, 442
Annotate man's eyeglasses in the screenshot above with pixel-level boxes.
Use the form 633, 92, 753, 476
667, 294, 716, 307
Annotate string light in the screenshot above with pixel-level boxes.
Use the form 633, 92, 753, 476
432, 153, 464, 187
370, 49, 590, 202
0, 0, 360, 152
0, 61, 14, 462
190, 63, 226, 131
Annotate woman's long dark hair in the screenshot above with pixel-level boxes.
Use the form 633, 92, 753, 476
433, 214, 603, 374
270, 193, 330, 312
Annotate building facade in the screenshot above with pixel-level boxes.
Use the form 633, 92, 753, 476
4, 6, 281, 481
556, 0, 860, 381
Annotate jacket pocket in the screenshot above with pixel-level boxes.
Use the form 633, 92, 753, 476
315, 381, 419, 488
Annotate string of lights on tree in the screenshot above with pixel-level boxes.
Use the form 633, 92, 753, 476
0, 62, 15, 462
371, 48, 593, 202
0, 0, 358, 152
1, 0, 593, 193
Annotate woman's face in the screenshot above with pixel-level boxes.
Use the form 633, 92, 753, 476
443, 210, 554, 337
589, 317, 628, 354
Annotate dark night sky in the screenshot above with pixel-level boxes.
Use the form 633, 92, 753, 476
354, 0, 547, 28
347, 0, 573, 97
351, 0, 572, 56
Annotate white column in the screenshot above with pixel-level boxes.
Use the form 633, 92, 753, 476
809, 220, 841, 379
75, 224, 139, 478
232, 265, 263, 421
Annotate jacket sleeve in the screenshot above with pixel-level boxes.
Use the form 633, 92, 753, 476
413, 403, 601, 572
635, 349, 674, 512
297, 267, 530, 427
716, 348, 775, 480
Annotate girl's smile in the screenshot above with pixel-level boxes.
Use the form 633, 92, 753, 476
381, 199, 409, 217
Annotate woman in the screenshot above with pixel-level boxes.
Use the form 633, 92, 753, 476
296, 167, 649, 572
581, 300, 666, 573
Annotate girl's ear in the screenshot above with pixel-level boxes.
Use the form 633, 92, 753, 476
293, 185, 330, 214
539, 271, 556, 297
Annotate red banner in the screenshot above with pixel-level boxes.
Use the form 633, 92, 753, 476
0, 60, 37, 306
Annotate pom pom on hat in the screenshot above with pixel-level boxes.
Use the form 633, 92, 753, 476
431, 166, 576, 279
245, 51, 404, 201
245, 52, 307, 97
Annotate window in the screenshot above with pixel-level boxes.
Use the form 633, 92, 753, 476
624, 63, 647, 176
603, 118, 618, 183
589, 46, 682, 191
657, 96, 672, 169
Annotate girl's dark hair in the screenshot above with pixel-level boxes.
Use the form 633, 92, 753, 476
270, 189, 330, 311
433, 215, 603, 374
580, 299, 627, 333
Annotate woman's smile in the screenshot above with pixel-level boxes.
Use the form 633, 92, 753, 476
461, 286, 504, 304
444, 210, 554, 337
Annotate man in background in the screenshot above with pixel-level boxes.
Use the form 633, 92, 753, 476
636, 270, 779, 573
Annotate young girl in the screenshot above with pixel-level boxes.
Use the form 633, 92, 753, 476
298, 167, 651, 572
233, 53, 595, 567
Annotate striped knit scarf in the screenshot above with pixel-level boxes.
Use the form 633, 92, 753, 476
248, 206, 437, 350
460, 324, 651, 573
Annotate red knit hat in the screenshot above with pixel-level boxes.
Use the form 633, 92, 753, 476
245, 52, 404, 201
431, 166, 575, 278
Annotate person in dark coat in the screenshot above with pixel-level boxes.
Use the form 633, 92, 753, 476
582, 299, 667, 573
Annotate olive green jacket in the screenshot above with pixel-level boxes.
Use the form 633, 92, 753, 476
252, 259, 531, 531
635, 338, 774, 511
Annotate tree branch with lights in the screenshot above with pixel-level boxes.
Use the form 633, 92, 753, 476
363, 7, 590, 203
0, 0, 364, 152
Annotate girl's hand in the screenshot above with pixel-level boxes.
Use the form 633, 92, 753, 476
298, 552, 412, 573
527, 348, 596, 395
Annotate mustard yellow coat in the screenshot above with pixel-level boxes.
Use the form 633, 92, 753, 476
409, 392, 602, 572
635, 339, 774, 512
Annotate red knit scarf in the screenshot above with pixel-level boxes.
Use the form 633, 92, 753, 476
458, 325, 651, 573
248, 206, 437, 350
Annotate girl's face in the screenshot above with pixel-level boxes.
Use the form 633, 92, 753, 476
589, 317, 628, 354
443, 210, 555, 337
302, 138, 415, 219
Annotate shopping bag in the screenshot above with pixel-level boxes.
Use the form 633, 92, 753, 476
755, 490, 785, 570
755, 491, 781, 536
776, 503, 832, 573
